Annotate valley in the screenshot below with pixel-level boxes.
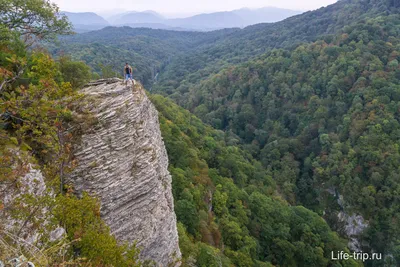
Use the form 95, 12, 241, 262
1, 0, 400, 266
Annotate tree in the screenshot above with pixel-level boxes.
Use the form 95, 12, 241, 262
99, 63, 118, 79
0, 0, 72, 91
175, 199, 199, 235
58, 56, 91, 88
0, 0, 72, 43
54, 192, 142, 266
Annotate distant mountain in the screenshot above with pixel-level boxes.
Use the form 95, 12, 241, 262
61, 7, 302, 33
62, 11, 109, 26
108, 7, 302, 31
167, 11, 245, 30
167, 7, 302, 30
142, 10, 165, 18
114, 23, 196, 31
62, 11, 109, 32
109, 11, 164, 25
233, 7, 302, 25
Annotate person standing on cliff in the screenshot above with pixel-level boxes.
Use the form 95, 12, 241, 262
124, 63, 133, 84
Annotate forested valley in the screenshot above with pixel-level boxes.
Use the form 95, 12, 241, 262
1, 0, 400, 266
153, 1, 400, 265
151, 1, 400, 266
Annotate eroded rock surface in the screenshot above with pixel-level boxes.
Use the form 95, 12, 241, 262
326, 187, 368, 252
0, 161, 65, 259
338, 212, 368, 252
69, 79, 181, 266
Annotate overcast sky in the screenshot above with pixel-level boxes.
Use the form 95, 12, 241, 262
52, 0, 338, 17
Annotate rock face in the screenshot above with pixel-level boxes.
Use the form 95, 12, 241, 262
326, 188, 368, 252
69, 79, 181, 266
0, 161, 65, 259
338, 212, 368, 252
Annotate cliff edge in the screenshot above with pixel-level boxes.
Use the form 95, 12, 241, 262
69, 79, 181, 266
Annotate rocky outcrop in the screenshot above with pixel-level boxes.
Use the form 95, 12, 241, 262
68, 79, 181, 266
326, 188, 368, 252
0, 161, 65, 261
1, 165, 48, 244
338, 212, 368, 252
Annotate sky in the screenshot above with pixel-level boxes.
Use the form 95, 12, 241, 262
52, 0, 338, 17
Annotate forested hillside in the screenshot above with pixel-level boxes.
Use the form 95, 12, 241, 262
151, 94, 358, 266
50, 0, 399, 94
154, 0, 400, 95
152, 2, 400, 265
48, 27, 238, 87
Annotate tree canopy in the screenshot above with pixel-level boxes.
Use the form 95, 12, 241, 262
0, 0, 72, 41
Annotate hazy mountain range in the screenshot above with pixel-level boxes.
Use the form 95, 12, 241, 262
62, 7, 302, 32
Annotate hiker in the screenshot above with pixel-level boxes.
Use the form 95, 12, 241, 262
124, 63, 133, 84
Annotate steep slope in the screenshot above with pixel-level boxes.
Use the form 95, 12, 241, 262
154, 0, 400, 94
159, 11, 400, 264
150, 94, 358, 266
68, 79, 181, 265
49, 27, 239, 87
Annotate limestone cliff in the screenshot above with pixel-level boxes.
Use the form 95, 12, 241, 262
68, 79, 181, 266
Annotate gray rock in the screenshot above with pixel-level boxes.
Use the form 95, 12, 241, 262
1, 163, 65, 247
69, 80, 181, 266
338, 211, 368, 252
326, 187, 368, 252
49, 227, 66, 242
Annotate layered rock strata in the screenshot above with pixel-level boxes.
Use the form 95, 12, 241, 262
69, 79, 181, 266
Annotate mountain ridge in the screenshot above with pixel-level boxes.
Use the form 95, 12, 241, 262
155, 0, 400, 93
62, 6, 302, 32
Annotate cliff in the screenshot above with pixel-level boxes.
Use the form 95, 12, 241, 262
68, 79, 181, 266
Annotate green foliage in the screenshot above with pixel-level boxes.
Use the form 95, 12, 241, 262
3, 0, 398, 266
54, 192, 141, 266
47, 27, 238, 88
153, 11, 400, 266
153, 0, 400, 96
0, 0, 72, 42
151, 94, 354, 266
0, 1, 141, 265
58, 56, 92, 88
248, 192, 351, 266
99, 63, 119, 78
175, 198, 199, 236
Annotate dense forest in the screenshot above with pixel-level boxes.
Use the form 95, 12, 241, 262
173, 14, 400, 262
151, 1, 400, 266
153, 0, 400, 96
47, 27, 239, 88
2, 0, 400, 266
151, 94, 358, 266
